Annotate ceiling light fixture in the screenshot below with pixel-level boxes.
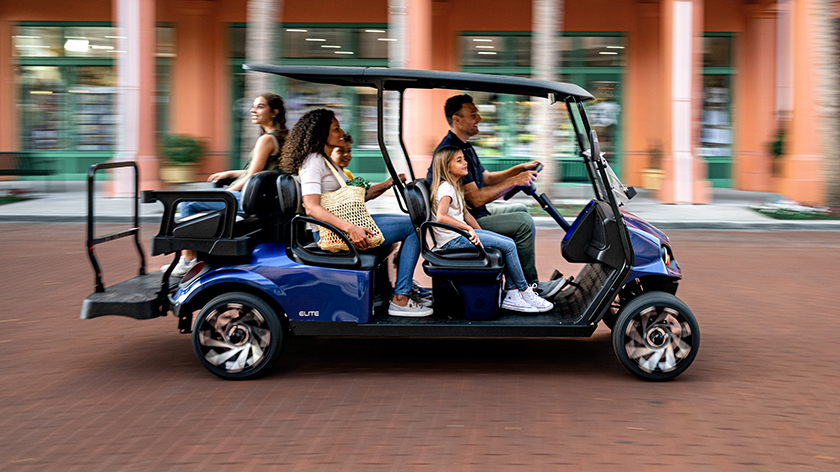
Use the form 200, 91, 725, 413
286, 29, 308, 33
64, 39, 89, 52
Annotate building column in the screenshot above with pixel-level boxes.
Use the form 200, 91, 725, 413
171, 0, 224, 175
780, 0, 824, 204
112, 0, 159, 194
734, 3, 777, 192
658, 0, 710, 203
0, 20, 16, 153
624, 1, 662, 188
392, 0, 437, 178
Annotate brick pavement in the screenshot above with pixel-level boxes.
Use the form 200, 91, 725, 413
0, 225, 839, 470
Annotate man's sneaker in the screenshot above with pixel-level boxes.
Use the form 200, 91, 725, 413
536, 278, 565, 299
411, 279, 432, 297
501, 289, 538, 313
410, 291, 434, 307
160, 256, 197, 278
523, 284, 554, 312
388, 299, 434, 317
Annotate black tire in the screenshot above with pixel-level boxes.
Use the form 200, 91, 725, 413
612, 291, 699, 381
192, 292, 284, 380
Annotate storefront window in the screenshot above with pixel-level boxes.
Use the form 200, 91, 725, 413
15, 24, 174, 155
461, 36, 504, 67
704, 36, 731, 68
229, 24, 391, 175
459, 33, 625, 181
701, 34, 734, 187
14, 26, 116, 58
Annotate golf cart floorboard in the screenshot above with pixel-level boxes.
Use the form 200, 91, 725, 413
290, 313, 596, 338
81, 271, 177, 320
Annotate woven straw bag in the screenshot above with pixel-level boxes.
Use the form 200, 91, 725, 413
314, 156, 385, 252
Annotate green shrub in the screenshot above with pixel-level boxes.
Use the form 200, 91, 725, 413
161, 134, 204, 165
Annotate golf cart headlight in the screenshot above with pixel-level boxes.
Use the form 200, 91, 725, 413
660, 245, 673, 267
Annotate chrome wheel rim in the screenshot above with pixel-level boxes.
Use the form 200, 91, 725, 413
624, 306, 693, 373
198, 302, 271, 373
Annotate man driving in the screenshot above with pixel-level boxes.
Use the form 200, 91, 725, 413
426, 94, 564, 298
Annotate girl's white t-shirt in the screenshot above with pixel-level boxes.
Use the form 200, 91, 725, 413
299, 152, 346, 196
433, 181, 465, 247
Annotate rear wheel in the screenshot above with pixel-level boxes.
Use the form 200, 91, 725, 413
612, 291, 699, 381
192, 292, 284, 380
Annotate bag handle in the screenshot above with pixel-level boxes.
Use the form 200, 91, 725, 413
321, 155, 347, 188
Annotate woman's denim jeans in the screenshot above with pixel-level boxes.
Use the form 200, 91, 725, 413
371, 214, 418, 296
441, 228, 526, 291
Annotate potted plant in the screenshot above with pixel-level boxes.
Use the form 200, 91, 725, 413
768, 127, 785, 177
160, 134, 204, 183
640, 142, 664, 190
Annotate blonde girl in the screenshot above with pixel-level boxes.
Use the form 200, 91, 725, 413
430, 146, 553, 313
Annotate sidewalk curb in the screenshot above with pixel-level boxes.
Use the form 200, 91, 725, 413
532, 216, 840, 231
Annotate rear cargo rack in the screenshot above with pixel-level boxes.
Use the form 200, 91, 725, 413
82, 162, 175, 320
86, 161, 145, 292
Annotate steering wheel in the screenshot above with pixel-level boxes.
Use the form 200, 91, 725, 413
503, 162, 543, 200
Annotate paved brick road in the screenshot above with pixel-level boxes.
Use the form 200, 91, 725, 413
0, 224, 838, 471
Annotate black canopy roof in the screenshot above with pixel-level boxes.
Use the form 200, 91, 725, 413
242, 64, 594, 102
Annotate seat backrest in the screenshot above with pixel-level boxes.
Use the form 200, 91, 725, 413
276, 173, 302, 220
240, 170, 280, 216
403, 179, 431, 229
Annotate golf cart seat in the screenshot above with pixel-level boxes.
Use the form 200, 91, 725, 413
403, 179, 504, 320
402, 179, 503, 271
280, 173, 398, 270
142, 170, 282, 257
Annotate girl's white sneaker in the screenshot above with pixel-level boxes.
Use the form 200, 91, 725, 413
522, 284, 554, 312
501, 289, 538, 313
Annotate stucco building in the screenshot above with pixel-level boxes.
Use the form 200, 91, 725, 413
1, 0, 837, 204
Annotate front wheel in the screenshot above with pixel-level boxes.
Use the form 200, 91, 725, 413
192, 292, 285, 380
612, 291, 699, 381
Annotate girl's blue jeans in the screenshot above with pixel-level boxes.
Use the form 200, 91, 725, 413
441, 229, 526, 291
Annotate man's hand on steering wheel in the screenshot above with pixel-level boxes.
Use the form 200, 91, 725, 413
503, 162, 543, 200
520, 160, 541, 172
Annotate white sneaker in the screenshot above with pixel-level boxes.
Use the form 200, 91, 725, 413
522, 284, 554, 312
501, 289, 538, 313
160, 256, 197, 277
388, 299, 434, 317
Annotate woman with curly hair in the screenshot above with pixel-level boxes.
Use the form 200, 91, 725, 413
282, 109, 432, 317
163, 93, 288, 277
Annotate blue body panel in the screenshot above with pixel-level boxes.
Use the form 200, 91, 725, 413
622, 210, 681, 281
174, 243, 373, 323
174, 207, 679, 327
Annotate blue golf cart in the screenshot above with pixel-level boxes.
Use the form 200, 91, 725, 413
81, 66, 699, 381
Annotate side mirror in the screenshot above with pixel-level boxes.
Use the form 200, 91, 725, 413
589, 129, 600, 162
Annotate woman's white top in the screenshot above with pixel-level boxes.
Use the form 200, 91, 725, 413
432, 181, 465, 248
298, 152, 348, 232
299, 152, 346, 196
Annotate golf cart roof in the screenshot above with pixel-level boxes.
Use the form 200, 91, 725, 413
243, 64, 595, 102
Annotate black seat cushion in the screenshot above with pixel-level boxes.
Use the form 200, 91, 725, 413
295, 242, 399, 270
